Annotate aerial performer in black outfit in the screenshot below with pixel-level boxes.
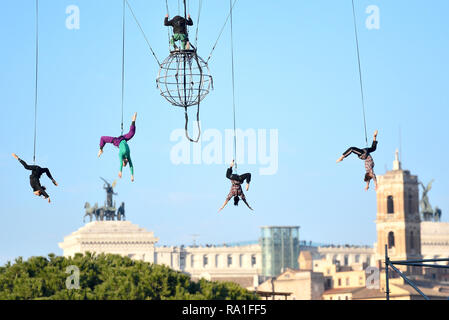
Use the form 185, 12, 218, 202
12, 153, 58, 203
219, 160, 253, 212
164, 13, 193, 50
336, 130, 379, 191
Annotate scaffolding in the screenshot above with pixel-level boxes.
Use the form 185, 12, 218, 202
384, 245, 449, 300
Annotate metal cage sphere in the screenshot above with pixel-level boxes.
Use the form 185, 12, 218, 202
156, 50, 213, 108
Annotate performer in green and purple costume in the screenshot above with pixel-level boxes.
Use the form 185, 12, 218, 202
98, 112, 137, 182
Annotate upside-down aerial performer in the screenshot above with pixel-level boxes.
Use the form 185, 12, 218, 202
219, 160, 253, 212
98, 112, 137, 182
336, 130, 379, 191
12, 153, 58, 203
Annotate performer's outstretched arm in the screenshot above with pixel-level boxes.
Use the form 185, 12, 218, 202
218, 199, 230, 212
42, 168, 58, 186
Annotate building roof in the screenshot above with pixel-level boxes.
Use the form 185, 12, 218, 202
350, 283, 449, 300
322, 287, 364, 295
393, 284, 449, 298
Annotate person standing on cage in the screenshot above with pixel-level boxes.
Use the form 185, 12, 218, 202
219, 160, 253, 212
164, 14, 193, 51
98, 112, 137, 182
12, 153, 58, 203
336, 130, 379, 191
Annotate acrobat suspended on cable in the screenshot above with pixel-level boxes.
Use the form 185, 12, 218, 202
164, 13, 194, 51
12, 153, 58, 203
219, 160, 253, 212
98, 112, 137, 182
336, 130, 379, 191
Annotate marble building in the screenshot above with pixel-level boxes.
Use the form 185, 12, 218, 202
59, 221, 261, 289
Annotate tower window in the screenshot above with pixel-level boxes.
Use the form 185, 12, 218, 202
388, 232, 395, 249
387, 196, 394, 214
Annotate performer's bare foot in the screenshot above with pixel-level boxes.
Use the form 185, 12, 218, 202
118, 171, 122, 179
365, 185, 369, 191
98, 149, 103, 158
246, 183, 250, 191
12, 153, 19, 160
336, 156, 344, 163
131, 175, 134, 182
230, 159, 235, 168
52, 179, 58, 186
34, 191, 40, 196
373, 129, 378, 140
47, 197, 51, 203
132, 112, 137, 122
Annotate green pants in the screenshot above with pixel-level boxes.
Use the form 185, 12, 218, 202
170, 33, 188, 50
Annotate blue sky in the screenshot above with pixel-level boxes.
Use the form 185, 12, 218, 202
0, 0, 448, 265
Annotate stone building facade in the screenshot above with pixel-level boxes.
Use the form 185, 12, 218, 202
59, 221, 261, 289
374, 151, 422, 273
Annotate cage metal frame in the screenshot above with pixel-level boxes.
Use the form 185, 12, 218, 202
156, 49, 213, 108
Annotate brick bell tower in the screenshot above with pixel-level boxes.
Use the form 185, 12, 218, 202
375, 150, 422, 273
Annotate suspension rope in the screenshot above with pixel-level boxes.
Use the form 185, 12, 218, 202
351, 0, 368, 145
194, 0, 202, 48
165, 0, 171, 50
182, 0, 201, 143
121, 0, 126, 135
184, 105, 201, 143
33, 0, 39, 164
229, 0, 237, 169
125, 0, 161, 66
206, 0, 238, 64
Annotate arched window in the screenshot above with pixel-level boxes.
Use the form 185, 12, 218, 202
387, 196, 394, 214
388, 232, 395, 249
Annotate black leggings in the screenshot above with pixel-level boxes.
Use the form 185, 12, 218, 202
19, 159, 52, 198
226, 167, 251, 184
30, 177, 49, 198
342, 140, 378, 159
